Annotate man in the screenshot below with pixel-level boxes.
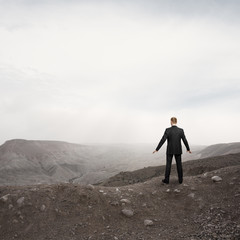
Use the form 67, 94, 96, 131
153, 117, 191, 184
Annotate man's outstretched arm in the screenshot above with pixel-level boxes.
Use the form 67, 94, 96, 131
153, 129, 168, 154
182, 130, 192, 153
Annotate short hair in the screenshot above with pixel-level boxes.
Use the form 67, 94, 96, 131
171, 117, 177, 124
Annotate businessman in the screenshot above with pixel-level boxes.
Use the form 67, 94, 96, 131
153, 117, 191, 184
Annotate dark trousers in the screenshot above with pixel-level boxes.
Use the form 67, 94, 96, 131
165, 154, 183, 182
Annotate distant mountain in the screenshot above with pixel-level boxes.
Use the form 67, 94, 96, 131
197, 142, 240, 158
0, 139, 97, 185
0, 139, 164, 185
0, 139, 240, 186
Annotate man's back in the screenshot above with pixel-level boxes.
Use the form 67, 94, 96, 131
165, 126, 186, 154
156, 125, 190, 155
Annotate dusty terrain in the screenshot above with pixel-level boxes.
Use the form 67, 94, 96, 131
0, 153, 240, 240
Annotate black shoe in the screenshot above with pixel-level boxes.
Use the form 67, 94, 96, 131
179, 179, 183, 184
162, 179, 169, 184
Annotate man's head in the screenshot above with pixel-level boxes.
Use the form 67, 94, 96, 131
171, 117, 177, 126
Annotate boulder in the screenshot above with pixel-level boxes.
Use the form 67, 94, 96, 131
0, 194, 10, 203
211, 176, 222, 182
121, 209, 134, 217
17, 197, 25, 207
144, 219, 154, 226
120, 199, 131, 204
86, 184, 95, 190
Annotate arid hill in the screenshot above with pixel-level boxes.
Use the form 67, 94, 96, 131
98, 153, 240, 187
0, 153, 239, 240
0, 139, 240, 186
198, 142, 240, 158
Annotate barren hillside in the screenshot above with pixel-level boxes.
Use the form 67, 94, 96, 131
0, 153, 240, 240
0, 140, 240, 187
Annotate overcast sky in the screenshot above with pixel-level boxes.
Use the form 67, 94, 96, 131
0, 0, 240, 146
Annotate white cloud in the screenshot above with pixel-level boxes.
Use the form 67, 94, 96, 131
0, 0, 240, 145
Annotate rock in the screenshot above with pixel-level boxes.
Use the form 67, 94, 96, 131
121, 209, 134, 217
211, 176, 222, 182
40, 205, 46, 212
86, 184, 95, 190
188, 193, 195, 198
120, 199, 131, 204
0, 194, 10, 202
144, 219, 154, 226
142, 203, 147, 207
202, 172, 208, 178
152, 190, 157, 195
166, 189, 171, 193
17, 197, 25, 207
114, 237, 118, 240
99, 190, 104, 193
9, 204, 13, 210
110, 201, 119, 206
174, 189, 180, 193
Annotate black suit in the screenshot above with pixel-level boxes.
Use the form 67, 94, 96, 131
156, 126, 190, 183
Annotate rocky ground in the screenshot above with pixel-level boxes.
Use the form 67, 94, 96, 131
0, 155, 240, 240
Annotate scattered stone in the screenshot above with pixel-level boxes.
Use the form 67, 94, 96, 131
152, 190, 157, 195
120, 199, 131, 204
0, 194, 10, 202
114, 237, 118, 240
190, 187, 196, 191
188, 193, 195, 198
13, 219, 18, 223
115, 188, 120, 192
110, 201, 119, 206
203, 172, 208, 178
174, 189, 180, 193
17, 197, 25, 207
144, 219, 154, 226
9, 204, 13, 210
166, 189, 171, 193
86, 184, 95, 190
212, 176, 222, 182
121, 209, 134, 217
99, 190, 104, 193
40, 204, 46, 212
142, 203, 147, 207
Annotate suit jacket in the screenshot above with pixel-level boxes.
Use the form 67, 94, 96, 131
156, 126, 190, 154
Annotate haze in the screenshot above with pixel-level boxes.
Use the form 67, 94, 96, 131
0, 0, 240, 146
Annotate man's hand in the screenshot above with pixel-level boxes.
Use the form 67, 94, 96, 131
152, 150, 158, 154
187, 150, 192, 154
